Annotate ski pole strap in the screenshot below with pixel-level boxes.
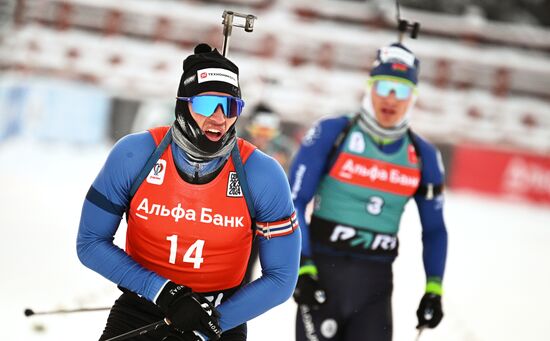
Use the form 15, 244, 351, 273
129, 127, 173, 199
231, 143, 256, 229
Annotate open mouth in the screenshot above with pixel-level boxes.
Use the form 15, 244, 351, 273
204, 128, 223, 141
381, 108, 396, 116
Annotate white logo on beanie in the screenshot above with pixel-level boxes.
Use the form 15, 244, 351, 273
379, 46, 415, 67
197, 68, 238, 87
183, 74, 196, 86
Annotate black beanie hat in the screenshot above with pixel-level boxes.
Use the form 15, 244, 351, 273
177, 43, 241, 98
172, 44, 241, 159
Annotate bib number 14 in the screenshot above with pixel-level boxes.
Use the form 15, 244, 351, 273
166, 235, 205, 269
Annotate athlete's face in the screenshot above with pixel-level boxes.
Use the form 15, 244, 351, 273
189, 91, 238, 142
371, 80, 414, 128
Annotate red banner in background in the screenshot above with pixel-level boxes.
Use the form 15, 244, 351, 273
450, 144, 550, 205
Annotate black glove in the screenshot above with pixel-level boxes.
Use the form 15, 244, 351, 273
293, 258, 326, 308
416, 293, 444, 329
162, 330, 208, 341
157, 281, 222, 340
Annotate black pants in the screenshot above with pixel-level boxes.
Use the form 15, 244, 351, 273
99, 291, 247, 341
296, 254, 393, 341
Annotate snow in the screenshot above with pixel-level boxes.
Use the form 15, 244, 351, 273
1, 140, 549, 341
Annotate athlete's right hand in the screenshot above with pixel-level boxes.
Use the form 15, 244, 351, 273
156, 281, 222, 340
162, 330, 209, 341
293, 257, 327, 308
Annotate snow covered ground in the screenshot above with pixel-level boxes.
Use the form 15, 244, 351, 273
1, 139, 549, 341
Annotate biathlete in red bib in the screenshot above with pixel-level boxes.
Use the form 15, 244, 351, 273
77, 43, 301, 341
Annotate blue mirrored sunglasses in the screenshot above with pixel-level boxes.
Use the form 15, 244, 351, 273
177, 95, 245, 118
374, 80, 413, 100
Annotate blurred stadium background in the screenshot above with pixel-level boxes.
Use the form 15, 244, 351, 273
1, 0, 550, 202
1, 0, 549, 340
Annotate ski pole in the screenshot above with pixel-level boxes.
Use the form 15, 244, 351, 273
221, 10, 257, 57
24, 306, 111, 317
104, 318, 171, 341
415, 326, 425, 340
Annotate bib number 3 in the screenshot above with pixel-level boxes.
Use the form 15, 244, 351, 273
366, 196, 384, 215
166, 235, 205, 269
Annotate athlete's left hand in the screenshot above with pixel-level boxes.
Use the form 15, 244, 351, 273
293, 257, 327, 308
416, 293, 443, 329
